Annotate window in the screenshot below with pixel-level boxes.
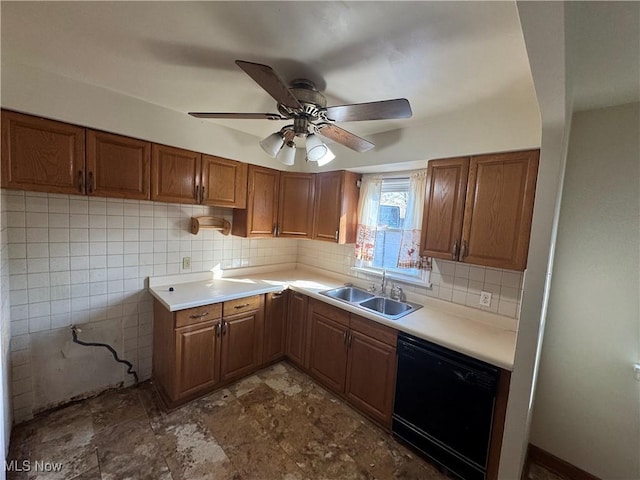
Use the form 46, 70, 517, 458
373, 178, 413, 272
355, 172, 427, 279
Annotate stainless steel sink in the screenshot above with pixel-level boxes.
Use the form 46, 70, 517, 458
359, 297, 414, 317
319, 285, 421, 320
321, 286, 375, 303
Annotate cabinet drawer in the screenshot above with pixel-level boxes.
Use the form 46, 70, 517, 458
350, 314, 397, 347
223, 295, 263, 317
310, 298, 350, 326
176, 303, 222, 328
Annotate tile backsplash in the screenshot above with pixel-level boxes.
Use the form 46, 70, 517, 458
2, 190, 298, 422
2, 188, 524, 423
296, 240, 523, 317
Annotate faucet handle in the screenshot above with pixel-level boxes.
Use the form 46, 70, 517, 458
367, 283, 377, 293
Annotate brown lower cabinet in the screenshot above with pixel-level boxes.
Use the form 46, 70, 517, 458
263, 290, 288, 364
307, 298, 398, 428
285, 290, 310, 369
152, 295, 264, 407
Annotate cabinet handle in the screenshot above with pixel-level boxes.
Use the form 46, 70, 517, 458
452, 240, 458, 260
348, 332, 352, 348
221, 320, 227, 336
460, 241, 467, 260
195, 185, 200, 202
343, 330, 348, 346
78, 171, 84, 193
88, 171, 94, 194
215, 321, 221, 337
335, 230, 339, 242
234, 303, 250, 310
200, 186, 205, 203
273, 224, 277, 236
189, 311, 209, 319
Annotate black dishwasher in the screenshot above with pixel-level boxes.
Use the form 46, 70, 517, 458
393, 332, 499, 480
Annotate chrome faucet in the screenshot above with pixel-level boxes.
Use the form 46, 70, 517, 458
390, 284, 406, 301
380, 269, 387, 296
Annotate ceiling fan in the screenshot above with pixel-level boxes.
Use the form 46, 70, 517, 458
189, 60, 412, 165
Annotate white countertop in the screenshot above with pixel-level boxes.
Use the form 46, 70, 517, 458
148, 265, 517, 371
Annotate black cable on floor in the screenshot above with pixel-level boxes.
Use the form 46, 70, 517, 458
71, 325, 139, 385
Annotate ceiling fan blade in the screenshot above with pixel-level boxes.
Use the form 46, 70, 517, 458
189, 112, 286, 120
317, 123, 375, 152
235, 60, 302, 110
324, 98, 412, 122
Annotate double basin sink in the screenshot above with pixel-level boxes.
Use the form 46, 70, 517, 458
319, 286, 422, 320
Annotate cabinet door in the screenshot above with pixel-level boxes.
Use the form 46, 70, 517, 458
420, 157, 469, 259
151, 144, 201, 204
201, 155, 247, 208
461, 150, 539, 270
278, 172, 315, 238
263, 291, 288, 364
313, 171, 343, 242
86, 130, 151, 199
220, 308, 264, 383
307, 300, 350, 392
232, 165, 279, 237
285, 291, 309, 369
312, 171, 361, 244
345, 329, 397, 427
1, 110, 85, 194
175, 321, 221, 399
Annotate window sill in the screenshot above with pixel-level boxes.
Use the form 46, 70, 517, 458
350, 266, 432, 288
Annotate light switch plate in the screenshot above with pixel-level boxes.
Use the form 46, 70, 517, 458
182, 257, 191, 269
479, 291, 492, 307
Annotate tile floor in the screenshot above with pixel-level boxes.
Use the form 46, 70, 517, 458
6, 361, 568, 480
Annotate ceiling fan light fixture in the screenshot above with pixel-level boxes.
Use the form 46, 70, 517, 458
260, 131, 285, 157
316, 147, 335, 167
277, 141, 296, 166
305, 134, 329, 162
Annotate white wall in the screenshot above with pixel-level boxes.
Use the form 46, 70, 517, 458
3, 190, 298, 421
1, 62, 541, 176
1, 189, 13, 473
530, 103, 640, 479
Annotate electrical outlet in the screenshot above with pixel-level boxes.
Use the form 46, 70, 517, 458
479, 291, 492, 307
182, 257, 191, 269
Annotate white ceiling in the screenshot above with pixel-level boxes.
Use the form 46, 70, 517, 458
1, 1, 539, 145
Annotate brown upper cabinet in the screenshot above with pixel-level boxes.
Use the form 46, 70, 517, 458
86, 130, 151, 199
201, 155, 247, 208
277, 172, 315, 239
420, 149, 539, 271
312, 170, 362, 244
151, 144, 202, 204
1, 111, 153, 199
233, 165, 280, 237
233, 167, 316, 239
151, 146, 248, 207
1, 110, 85, 195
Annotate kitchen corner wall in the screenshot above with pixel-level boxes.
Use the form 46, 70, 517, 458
2, 189, 298, 423
297, 240, 524, 318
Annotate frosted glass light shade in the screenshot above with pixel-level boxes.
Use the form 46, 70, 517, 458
305, 134, 328, 162
277, 141, 296, 166
316, 147, 335, 167
260, 132, 285, 157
